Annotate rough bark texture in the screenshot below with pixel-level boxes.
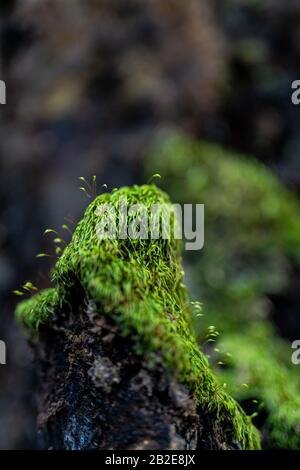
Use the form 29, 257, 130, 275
35, 299, 231, 450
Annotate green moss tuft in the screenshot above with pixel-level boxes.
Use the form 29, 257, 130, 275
145, 131, 300, 332
15, 184, 260, 450
16, 288, 59, 331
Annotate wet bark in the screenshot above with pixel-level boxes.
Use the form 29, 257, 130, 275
35, 298, 232, 450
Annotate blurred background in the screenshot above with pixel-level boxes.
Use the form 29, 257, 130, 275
0, 0, 300, 449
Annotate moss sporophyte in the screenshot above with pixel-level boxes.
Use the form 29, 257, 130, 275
15, 184, 260, 449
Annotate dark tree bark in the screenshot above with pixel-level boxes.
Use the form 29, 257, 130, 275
35, 299, 231, 450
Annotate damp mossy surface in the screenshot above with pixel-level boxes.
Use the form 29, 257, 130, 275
16, 184, 260, 450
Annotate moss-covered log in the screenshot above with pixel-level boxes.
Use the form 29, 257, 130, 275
145, 132, 300, 448
16, 185, 259, 450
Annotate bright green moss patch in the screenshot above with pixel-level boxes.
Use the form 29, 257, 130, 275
15, 184, 260, 449
145, 131, 300, 332
16, 288, 59, 331
218, 324, 300, 449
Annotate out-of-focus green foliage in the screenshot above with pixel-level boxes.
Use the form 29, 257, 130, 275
145, 130, 300, 448
218, 323, 300, 449
16, 184, 260, 450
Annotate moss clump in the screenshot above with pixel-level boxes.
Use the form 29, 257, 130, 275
218, 324, 300, 449
145, 130, 300, 448
16, 184, 260, 450
16, 288, 59, 331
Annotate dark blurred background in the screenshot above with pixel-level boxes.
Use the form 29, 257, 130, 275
0, 0, 299, 449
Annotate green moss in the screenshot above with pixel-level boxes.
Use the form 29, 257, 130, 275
218, 324, 300, 449
145, 130, 300, 448
15, 184, 260, 450
16, 288, 59, 331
